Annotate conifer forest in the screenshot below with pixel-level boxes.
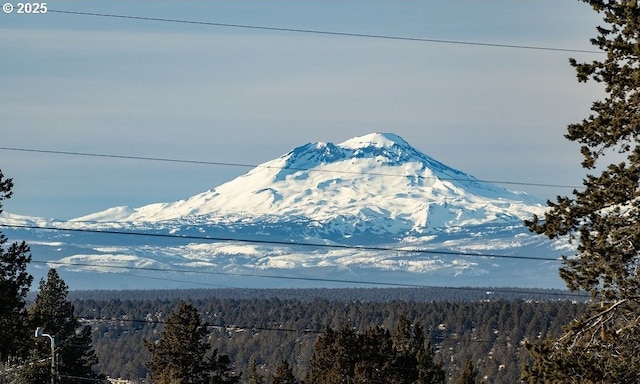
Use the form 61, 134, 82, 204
71, 288, 585, 383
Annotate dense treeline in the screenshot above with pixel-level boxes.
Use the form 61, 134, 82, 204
67, 287, 584, 303
72, 292, 586, 383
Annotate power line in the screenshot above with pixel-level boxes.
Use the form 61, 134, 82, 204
33, 258, 506, 289
110, 273, 340, 300
0, 146, 244, 167
58, 375, 106, 383
2, 223, 563, 262
51, 262, 587, 301
47, 9, 602, 54
74, 315, 537, 344
111, 272, 410, 300
0, 222, 569, 291
33, 259, 428, 288
16, 292, 575, 349
0, 146, 583, 190
71, 272, 587, 299
117, 272, 235, 289
33, 257, 581, 295
78, 314, 324, 335
57, 299, 589, 342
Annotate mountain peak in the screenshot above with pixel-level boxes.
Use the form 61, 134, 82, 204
339, 132, 409, 149
279, 132, 421, 172
70, 132, 545, 229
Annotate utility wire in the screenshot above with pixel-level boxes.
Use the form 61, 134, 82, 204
110, 273, 347, 300
70, 315, 476, 345
33, 259, 430, 288
30, 306, 585, 342
0, 146, 583, 190
47, 9, 602, 54
72, 272, 587, 299
117, 272, 234, 289
58, 375, 106, 384
0, 222, 569, 290
49, 303, 588, 343
32, 257, 575, 292
87, 315, 323, 335
31, 259, 500, 289
105, 272, 588, 299
2, 223, 563, 262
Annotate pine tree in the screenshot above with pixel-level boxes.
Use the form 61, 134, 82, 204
390, 317, 445, 384
456, 360, 478, 384
271, 360, 298, 384
146, 301, 239, 384
306, 324, 361, 384
60, 325, 103, 383
0, 170, 33, 359
25, 268, 103, 383
523, 1, 640, 382
416, 342, 445, 384
353, 326, 394, 384
247, 357, 265, 384
388, 316, 419, 384
307, 318, 445, 384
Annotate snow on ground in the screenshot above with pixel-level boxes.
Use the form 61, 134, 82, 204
4, 133, 568, 289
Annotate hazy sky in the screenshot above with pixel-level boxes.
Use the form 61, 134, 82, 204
2, 0, 605, 220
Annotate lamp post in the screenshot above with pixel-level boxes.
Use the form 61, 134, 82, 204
35, 327, 56, 384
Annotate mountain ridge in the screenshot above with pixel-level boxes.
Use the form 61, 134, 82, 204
0, 132, 565, 290
71, 132, 545, 230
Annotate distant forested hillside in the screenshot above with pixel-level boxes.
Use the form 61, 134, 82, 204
70, 288, 586, 383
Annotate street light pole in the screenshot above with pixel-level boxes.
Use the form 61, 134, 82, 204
35, 327, 56, 384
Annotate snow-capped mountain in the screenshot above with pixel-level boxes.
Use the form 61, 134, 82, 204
1, 133, 567, 290
73, 132, 545, 229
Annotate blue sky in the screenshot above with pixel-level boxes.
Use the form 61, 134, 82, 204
2, 0, 605, 219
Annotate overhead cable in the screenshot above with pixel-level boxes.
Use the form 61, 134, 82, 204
86, 272, 587, 298
2, 223, 564, 262
46, 9, 602, 54
0, 146, 583, 190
